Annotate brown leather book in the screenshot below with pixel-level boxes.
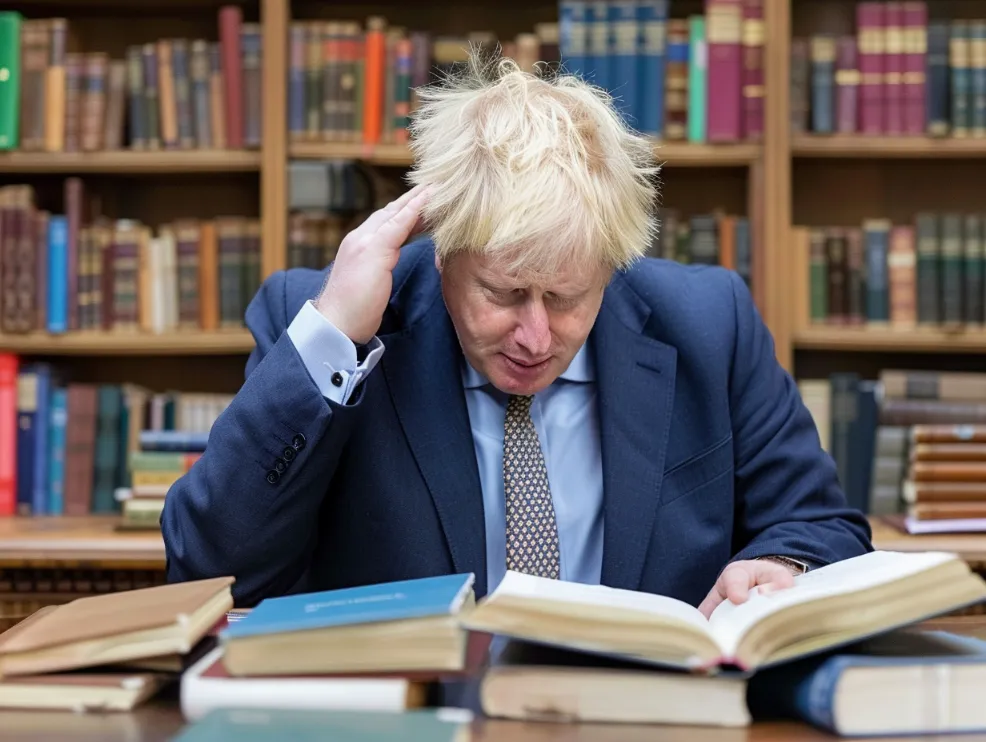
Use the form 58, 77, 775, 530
825, 227, 848, 324
888, 225, 917, 327
665, 19, 689, 140
0, 576, 234, 677
103, 59, 127, 150
903, 479, 986, 503
912, 425, 986, 443
198, 220, 219, 330
911, 443, 986, 462
909, 461, 986, 482
62, 384, 98, 516
910, 502, 986, 521
219, 5, 243, 149
81, 53, 108, 151
44, 19, 67, 153
881, 399, 986, 426
157, 40, 178, 149
18, 20, 47, 151
208, 42, 227, 149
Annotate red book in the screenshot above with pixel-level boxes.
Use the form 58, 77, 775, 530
705, 0, 743, 141
883, 1, 905, 134
0, 353, 17, 516
741, 0, 764, 140
218, 5, 243, 149
857, 1, 885, 134
836, 36, 859, 133
902, 1, 928, 134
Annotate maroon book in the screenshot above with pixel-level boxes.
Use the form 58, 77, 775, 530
856, 1, 885, 134
741, 0, 764, 140
836, 36, 859, 133
902, 1, 928, 134
705, 0, 743, 141
883, 1, 905, 134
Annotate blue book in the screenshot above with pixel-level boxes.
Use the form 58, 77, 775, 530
609, 1, 637, 126
222, 573, 475, 641
139, 429, 209, 452
46, 215, 68, 334
748, 630, 986, 736
558, 0, 588, 79
636, 0, 668, 136
172, 708, 471, 742
47, 387, 67, 515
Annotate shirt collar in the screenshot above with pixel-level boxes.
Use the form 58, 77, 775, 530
461, 341, 594, 389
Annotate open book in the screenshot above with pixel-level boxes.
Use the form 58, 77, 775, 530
461, 550, 986, 672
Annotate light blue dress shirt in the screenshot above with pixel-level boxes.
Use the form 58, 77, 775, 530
286, 300, 605, 593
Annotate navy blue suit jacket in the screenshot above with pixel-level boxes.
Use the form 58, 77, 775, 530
161, 237, 872, 607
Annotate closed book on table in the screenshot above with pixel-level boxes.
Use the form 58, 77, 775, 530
219, 573, 475, 676
747, 629, 986, 736
0, 576, 234, 677
0, 670, 169, 712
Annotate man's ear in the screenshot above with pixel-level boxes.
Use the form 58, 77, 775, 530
434, 253, 442, 272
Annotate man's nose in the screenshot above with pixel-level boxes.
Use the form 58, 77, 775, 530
514, 301, 551, 356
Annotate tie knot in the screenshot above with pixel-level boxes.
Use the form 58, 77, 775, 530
507, 394, 534, 415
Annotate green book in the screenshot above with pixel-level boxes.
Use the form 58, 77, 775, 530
687, 15, 706, 143
0, 11, 22, 150
172, 708, 471, 742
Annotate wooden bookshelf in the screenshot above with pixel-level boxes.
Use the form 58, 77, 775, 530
0, 330, 255, 356
290, 141, 763, 168
792, 134, 986, 159
0, 150, 262, 174
793, 326, 986, 354
0, 515, 164, 566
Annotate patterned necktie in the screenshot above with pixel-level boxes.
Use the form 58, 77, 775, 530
503, 394, 561, 579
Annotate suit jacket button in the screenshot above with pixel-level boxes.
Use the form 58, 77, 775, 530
282, 447, 296, 462
274, 458, 287, 473
266, 470, 280, 485
331, 372, 343, 387
292, 434, 306, 450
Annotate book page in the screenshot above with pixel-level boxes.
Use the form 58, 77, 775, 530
490, 571, 712, 637
706, 550, 960, 657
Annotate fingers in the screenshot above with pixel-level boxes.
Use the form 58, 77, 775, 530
697, 589, 722, 620
374, 188, 431, 249
720, 564, 756, 606
353, 183, 429, 238
756, 563, 796, 595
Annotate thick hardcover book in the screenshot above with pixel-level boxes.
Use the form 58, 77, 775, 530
951, 21, 971, 137
747, 630, 986, 736
856, 2, 884, 134
915, 212, 940, 324
705, 0, 742, 141
926, 20, 950, 134
0, 12, 21, 149
902, 1, 927, 134
883, 1, 905, 134
462, 552, 986, 674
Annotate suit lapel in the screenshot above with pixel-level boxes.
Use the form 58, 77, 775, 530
380, 296, 489, 597
592, 279, 678, 591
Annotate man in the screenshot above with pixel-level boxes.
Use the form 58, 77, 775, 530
161, 55, 872, 616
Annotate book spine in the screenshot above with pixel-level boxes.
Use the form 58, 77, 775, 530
31, 365, 50, 515
863, 220, 890, 322
171, 38, 194, 149
587, 1, 610, 91
810, 36, 835, 133
705, 0, 742, 141
915, 212, 940, 324
741, 0, 763, 139
241, 23, 262, 148
288, 22, 306, 141
63, 54, 83, 152
16, 367, 38, 515
790, 38, 810, 133
902, 1, 927, 134
971, 21, 986, 136
393, 37, 412, 143
81, 53, 108, 152
0, 12, 21, 149
940, 213, 964, 325
888, 225, 917, 327
637, 0, 667, 137
219, 4, 243, 149
142, 43, 161, 149
926, 21, 949, 135
48, 386, 67, 515
19, 20, 45, 151
964, 215, 984, 325
951, 21, 971, 137
362, 17, 386, 145
857, 2, 884, 134
664, 19, 689, 139
835, 36, 858, 133
191, 40, 212, 149
611, 1, 637, 127
559, 0, 587, 79
46, 215, 67, 333
845, 226, 866, 324
103, 60, 127, 150
64, 177, 82, 331
44, 18, 67, 152
0, 354, 17, 516
883, 1, 905, 134
825, 227, 848, 324
157, 40, 177, 149
208, 43, 226, 149
687, 15, 706, 142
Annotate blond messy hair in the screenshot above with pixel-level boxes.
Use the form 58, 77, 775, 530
407, 51, 660, 277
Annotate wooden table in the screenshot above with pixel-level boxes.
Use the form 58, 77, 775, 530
1, 615, 986, 741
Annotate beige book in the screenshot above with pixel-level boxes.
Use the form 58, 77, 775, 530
0, 576, 233, 677
0, 671, 169, 712
462, 551, 986, 673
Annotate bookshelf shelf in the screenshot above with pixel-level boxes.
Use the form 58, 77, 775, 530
793, 326, 986, 354
0, 150, 262, 174
289, 141, 762, 168
791, 135, 986, 159
0, 330, 256, 356
0, 515, 163, 565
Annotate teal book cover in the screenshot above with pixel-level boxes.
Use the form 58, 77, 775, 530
221, 573, 475, 641
171, 708, 471, 742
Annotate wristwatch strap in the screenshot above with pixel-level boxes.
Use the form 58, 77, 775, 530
756, 555, 809, 574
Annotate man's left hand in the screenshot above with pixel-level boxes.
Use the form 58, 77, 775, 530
697, 559, 799, 619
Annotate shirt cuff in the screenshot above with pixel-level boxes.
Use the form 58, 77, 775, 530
286, 300, 385, 404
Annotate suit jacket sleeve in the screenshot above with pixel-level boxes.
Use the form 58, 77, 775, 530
725, 271, 873, 568
160, 270, 373, 606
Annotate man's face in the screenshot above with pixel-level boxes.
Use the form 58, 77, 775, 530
439, 250, 611, 396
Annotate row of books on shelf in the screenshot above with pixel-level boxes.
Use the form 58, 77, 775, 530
792, 213, 986, 329
800, 368, 986, 534
0, 181, 260, 336
2, 550, 986, 737
792, 2, 986, 139
0, 353, 223, 518
0, 5, 260, 153
649, 208, 753, 287
557, 0, 763, 142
